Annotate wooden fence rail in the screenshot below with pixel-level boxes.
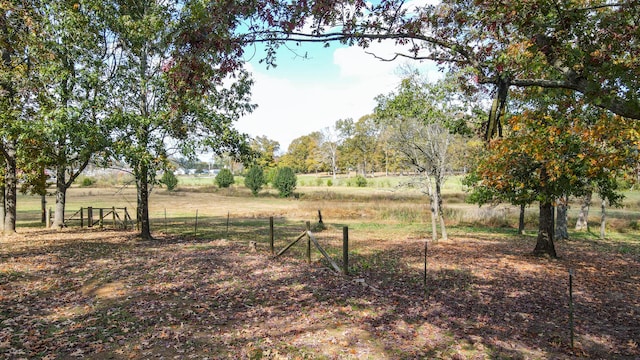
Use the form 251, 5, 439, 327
61, 207, 133, 230
274, 219, 349, 275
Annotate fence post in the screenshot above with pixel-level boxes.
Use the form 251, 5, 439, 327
164, 208, 167, 234
87, 207, 93, 228
226, 211, 230, 238
194, 209, 199, 239
306, 221, 311, 263
343, 226, 349, 275
424, 240, 428, 287
41, 195, 46, 224
569, 269, 575, 349
112, 206, 116, 228
80, 207, 84, 228
99, 208, 104, 229
269, 216, 274, 255
123, 207, 128, 230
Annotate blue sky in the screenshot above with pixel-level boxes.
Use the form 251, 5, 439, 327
236, 39, 441, 152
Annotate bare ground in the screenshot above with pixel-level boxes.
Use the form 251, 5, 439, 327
1, 228, 639, 359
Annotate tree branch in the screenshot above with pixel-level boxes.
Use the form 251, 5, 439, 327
364, 51, 467, 64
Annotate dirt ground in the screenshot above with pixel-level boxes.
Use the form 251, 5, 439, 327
1, 228, 639, 359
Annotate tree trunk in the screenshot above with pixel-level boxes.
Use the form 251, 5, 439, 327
518, 203, 526, 235
136, 163, 152, 240
332, 153, 337, 180
600, 198, 606, 239
555, 195, 569, 240
41, 193, 46, 224
534, 201, 557, 257
575, 192, 591, 231
428, 181, 438, 242
53, 167, 67, 229
438, 213, 448, 241
3, 142, 17, 234
435, 179, 447, 240
0, 183, 5, 233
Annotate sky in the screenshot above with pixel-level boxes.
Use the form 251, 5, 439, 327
235, 40, 442, 153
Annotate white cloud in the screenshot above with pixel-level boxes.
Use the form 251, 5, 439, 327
236, 45, 440, 151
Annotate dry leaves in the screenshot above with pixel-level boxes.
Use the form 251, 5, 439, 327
0, 229, 638, 359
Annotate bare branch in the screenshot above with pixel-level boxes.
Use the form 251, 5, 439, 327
364, 51, 467, 64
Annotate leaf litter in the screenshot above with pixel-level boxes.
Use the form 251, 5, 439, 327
0, 228, 638, 359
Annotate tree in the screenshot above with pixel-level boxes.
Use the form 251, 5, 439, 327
161, 170, 178, 191
375, 73, 475, 241
244, 165, 265, 196
337, 116, 380, 176
391, 120, 452, 242
467, 91, 639, 257
107, 0, 253, 239
250, 135, 280, 169
575, 192, 592, 232
231, 1, 640, 126
317, 125, 341, 179
37, 0, 112, 229
279, 133, 321, 173
215, 168, 235, 188
273, 167, 297, 198
0, 1, 41, 234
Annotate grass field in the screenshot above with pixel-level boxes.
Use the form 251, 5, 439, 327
2, 178, 639, 359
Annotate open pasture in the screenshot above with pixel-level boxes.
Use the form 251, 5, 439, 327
2, 182, 639, 359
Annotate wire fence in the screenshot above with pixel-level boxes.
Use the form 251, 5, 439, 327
146, 209, 358, 272
57, 206, 369, 273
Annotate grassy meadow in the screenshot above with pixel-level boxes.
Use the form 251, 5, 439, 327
16, 173, 640, 250
2, 174, 639, 359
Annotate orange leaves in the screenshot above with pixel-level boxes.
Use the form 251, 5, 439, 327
475, 104, 640, 206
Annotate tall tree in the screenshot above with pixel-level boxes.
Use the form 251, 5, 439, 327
467, 91, 639, 257
0, 1, 41, 234
375, 73, 473, 240
337, 116, 380, 176
279, 132, 321, 173
250, 135, 279, 169
37, 0, 112, 228
108, 0, 254, 239
317, 125, 341, 180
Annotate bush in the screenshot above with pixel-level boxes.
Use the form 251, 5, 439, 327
215, 168, 235, 188
80, 177, 96, 187
265, 167, 278, 186
327, 179, 333, 187
355, 175, 368, 187
244, 166, 265, 196
273, 167, 297, 198
161, 170, 179, 191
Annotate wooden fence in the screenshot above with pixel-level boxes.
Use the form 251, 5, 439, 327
274, 219, 349, 275
55, 207, 134, 230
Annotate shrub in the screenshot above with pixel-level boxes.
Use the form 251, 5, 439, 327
273, 167, 297, 198
327, 179, 333, 187
265, 167, 278, 185
244, 166, 265, 196
80, 177, 96, 187
315, 178, 324, 186
355, 175, 367, 187
215, 168, 234, 188
161, 170, 179, 191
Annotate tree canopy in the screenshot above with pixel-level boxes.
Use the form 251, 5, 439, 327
466, 89, 640, 256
